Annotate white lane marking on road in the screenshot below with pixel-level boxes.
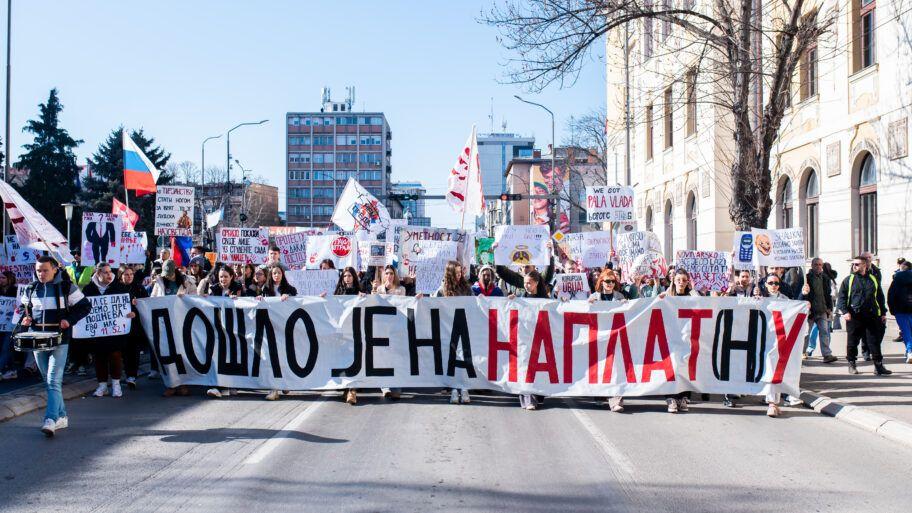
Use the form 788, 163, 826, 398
243, 399, 327, 465
565, 399, 636, 479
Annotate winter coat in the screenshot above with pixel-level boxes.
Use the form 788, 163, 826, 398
83, 277, 131, 350
472, 281, 504, 297
837, 271, 886, 317
803, 270, 833, 317
19, 271, 91, 344
887, 269, 912, 315
150, 275, 196, 297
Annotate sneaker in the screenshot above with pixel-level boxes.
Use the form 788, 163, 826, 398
862, 352, 872, 362
64, 362, 76, 375
0, 370, 16, 380
125, 377, 137, 390
460, 389, 471, 404
345, 389, 357, 405
905, 353, 912, 364
92, 383, 108, 397
41, 418, 56, 437
767, 404, 781, 417
722, 395, 736, 408
450, 389, 460, 404
848, 362, 859, 374
822, 355, 838, 363
264, 390, 280, 401
524, 402, 537, 410
147, 370, 160, 380
55, 417, 68, 430
801, 352, 808, 360
77, 366, 87, 377
609, 397, 624, 413
678, 398, 689, 412
206, 388, 222, 399
666, 398, 678, 413
787, 396, 803, 407
111, 381, 123, 398
894, 335, 905, 342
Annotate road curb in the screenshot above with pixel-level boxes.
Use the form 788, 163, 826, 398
800, 389, 912, 450
0, 377, 98, 423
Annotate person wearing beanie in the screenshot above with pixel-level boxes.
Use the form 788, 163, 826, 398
472, 265, 504, 297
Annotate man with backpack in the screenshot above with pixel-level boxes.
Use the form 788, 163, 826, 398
837, 255, 890, 376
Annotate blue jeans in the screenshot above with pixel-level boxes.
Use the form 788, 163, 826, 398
34, 344, 69, 422
0, 332, 12, 371
804, 315, 832, 357
897, 313, 912, 354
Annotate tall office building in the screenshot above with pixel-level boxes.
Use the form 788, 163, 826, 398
390, 181, 431, 226
477, 133, 535, 230
286, 88, 392, 226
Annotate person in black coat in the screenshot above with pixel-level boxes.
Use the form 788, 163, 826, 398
263, 263, 297, 299
207, 265, 244, 298
887, 261, 912, 362
82, 263, 133, 398
118, 265, 151, 387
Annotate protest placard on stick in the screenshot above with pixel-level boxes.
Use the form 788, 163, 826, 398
676, 250, 731, 292
216, 227, 269, 264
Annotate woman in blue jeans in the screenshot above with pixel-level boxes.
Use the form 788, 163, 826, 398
19, 257, 91, 437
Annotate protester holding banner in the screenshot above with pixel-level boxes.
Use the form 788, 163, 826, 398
205, 266, 244, 298
373, 265, 406, 296
471, 265, 503, 297
586, 269, 627, 413
433, 261, 473, 404
20, 256, 92, 436
334, 267, 364, 296
119, 265, 151, 388
150, 261, 195, 298
263, 264, 298, 300
658, 269, 701, 413
83, 264, 132, 398
245, 266, 270, 297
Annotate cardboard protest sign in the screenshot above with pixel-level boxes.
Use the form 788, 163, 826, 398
551, 273, 591, 301
72, 293, 132, 339
751, 228, 805, 268
630, 251, 668, 279
358, 241, 392, 270
275, 231, 311, 270
676, 250, 731, 292
216, 227, 269, 264
304, 232, 357, 270
4, 235, 38, 264
285, 269, 339, 297
474, 237, 495, 266
81, 212, 122, 267
615, 231, 662, 277
564, 231, 613, 269
585, 186, 635, 223
412, 240, 458, 295
0, 297, 16, 332
154, 186, 195, 237
393, 225, 471, 277
493, 225, 550, 267
119, 231, 148, 265
731, 231, 755, 270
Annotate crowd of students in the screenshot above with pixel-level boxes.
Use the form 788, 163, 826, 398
5, 241, 911, 436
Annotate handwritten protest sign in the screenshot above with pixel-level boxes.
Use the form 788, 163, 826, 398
81, 213, 122, 267
393, 226, 471, 277
73, 293, 132, 339
551, 273, 591, 301
676, 250, 731, 292
585, 186, 635, 223
154, 186, 195, 237
630, 251, 668, 279
731, 231, 756, 270
475, 237, 495, 266
285, 269, 339, 297
751, 228, 805, 267
275, 231, 311, 270
304, 232, 357, 269
493, 225, 549, 267
358, 241, 392, 270
119, 231, 148, 264
216, 227, 269, 264
0, 297, 16, 332
412, 240, 458, 295
615, 231, 662, 278
4, 235, 38, 264
564, 231, 613, 269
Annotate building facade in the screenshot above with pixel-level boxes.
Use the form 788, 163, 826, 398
605, 0, 912, 282
390, 181, 431, 226
194, 181, 281, 242
286, 90, 392, 226
478, 133, 535, 231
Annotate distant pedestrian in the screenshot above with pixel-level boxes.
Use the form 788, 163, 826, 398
801, 258, 838, 363
837, 256, 890, 376
887, 260, 912, 363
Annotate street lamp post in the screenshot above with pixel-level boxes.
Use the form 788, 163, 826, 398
514, 95, 557, 235
225, 119, 268, 224
201, 134, 221, 245
234, 159, 252, 227
61, 202, 75, 246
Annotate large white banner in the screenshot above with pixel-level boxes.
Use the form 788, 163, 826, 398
154, 185, 195, 237
585, 186, 635, 224
493, 225, 549, 267
217, 227, 269, 265
751, 228, 805, 268
73, 293, 132, 339
305, 232, 358, 270
138, 296, 808, 397
81, 213, 123, 267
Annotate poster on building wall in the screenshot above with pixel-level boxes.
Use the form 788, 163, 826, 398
154, 186, 195, 237
493, 225, 550, 267
751, 228, 805, 268
675, 250, 731, 292
585, 186, 635, 223
216, 227, 269, 264
530, 163, 570, 233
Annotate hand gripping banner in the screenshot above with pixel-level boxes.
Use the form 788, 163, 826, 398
137, 296, 808, 397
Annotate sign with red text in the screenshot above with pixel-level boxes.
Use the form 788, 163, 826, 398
585, 186, 635, 223
675, 250, 731, 292
216, 227, 269, 264
304, 232, 357, 270
119, 231, 148, 265
551, 273, 591, 300
564, 231, 613, 269
275, 231, 312, 270
154, 186, 195, 237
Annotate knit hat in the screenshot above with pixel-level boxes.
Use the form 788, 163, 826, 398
162, 260, 177, 279
478, 265, 496, 277
188, 256, 207, 268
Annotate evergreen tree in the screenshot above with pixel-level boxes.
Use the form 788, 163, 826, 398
78, 127, 172, 242
14, 89, 82, 233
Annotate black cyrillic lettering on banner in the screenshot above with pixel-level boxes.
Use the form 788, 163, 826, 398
252, 308, 282, 378
712, 309, 766, 382
150, 308, 185, 374
365, 306, 396, 377
182, 307, 215, 374
215, 308, 249, 376
332, 307, 363, 377
447, 308, 477, 378
284, 309, 319, 378
407, 308, 442, 375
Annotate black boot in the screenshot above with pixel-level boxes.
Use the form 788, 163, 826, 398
848, 361, 859, 374
874, 361, 892, 375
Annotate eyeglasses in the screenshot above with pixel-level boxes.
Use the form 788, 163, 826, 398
852, 263, 863, 267
604, 280, 616, 284
767, 281, 780, 286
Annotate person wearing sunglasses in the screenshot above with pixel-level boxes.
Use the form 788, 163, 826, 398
837, 256, 890, 376
587, 269, 627, 413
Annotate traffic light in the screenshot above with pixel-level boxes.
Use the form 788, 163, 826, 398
239, 213, 248, 223
499, 193, 522, 201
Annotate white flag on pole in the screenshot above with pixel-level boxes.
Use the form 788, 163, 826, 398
330, 178, 391, 234
206, 207, 224, 229
445, 126, 485, 219
0, 180, 74, 264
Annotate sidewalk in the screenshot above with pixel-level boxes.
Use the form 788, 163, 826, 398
800, 325, 912, 445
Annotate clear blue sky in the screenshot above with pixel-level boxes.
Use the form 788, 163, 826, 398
5, 1, 605, 228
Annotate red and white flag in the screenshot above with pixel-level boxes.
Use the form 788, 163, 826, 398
112, 198, 138, 231
445, 126, 485, 219
0, 180, 73, 264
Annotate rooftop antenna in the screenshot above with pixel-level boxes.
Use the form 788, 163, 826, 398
321, 86, 331, 104
489, 97, 494, 133
501, 119, 508, 132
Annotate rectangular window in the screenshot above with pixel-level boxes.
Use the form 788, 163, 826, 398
371, 116, 383, 125
854, 0, 876, 72
800, 42, 818, 100
313, 154, 323, 164
323, 153, 334, 164
646, 104, 654, 160
664, 87, 673, 149
324, 117, 334, 125
303, 117, 312, 126
643, 8, 653, 59
686, 71, 697, 136
860, 191, 877, 252
312, 117, 322, 126
289, 117, 300, 126
661, 0, 671, 41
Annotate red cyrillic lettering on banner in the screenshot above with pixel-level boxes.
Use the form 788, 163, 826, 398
770, 310, 807, 384
565, 312, 598, 384
603, 312, 637, 384
641, 309, 675, 383
526, 311, 559, 384
488, 309, 518, 382
678, 308, 713, 380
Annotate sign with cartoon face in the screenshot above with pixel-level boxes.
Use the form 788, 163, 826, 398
493, 225, 549, 267
750, 228, 805, 268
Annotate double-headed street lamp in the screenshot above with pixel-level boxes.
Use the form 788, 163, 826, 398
225, 119, 268, 223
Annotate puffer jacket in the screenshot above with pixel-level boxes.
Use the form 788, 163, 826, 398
20, 271, 91, 343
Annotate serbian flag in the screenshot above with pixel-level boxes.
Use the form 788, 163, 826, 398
170, 236, 193, 268
112, 198, 138, 231
445, 125, 485, 218
123, 132, 160, 197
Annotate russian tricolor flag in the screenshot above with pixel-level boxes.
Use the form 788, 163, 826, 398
123, 132, 160, 197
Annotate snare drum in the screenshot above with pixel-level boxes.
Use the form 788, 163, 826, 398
13, 331, 64, 352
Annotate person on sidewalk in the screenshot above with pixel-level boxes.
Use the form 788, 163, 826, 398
887, 260, 912, 363
837, 256, 891, 376
802, 258, 838, 363
893, 258, 907, 343
82, 263, 134, 399
19, 256, 92, 437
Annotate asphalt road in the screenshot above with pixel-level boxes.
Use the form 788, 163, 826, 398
1, 381, 911, 513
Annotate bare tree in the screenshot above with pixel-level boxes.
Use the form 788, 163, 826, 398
483, 0, 832, 229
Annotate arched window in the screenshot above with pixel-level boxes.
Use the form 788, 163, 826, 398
686, 193, 697, 249
645, 206, 654, 232
802, 170, 820, 257
777, 177, 793, 228
664, 199, 674, 262
858, 153, 877, 253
